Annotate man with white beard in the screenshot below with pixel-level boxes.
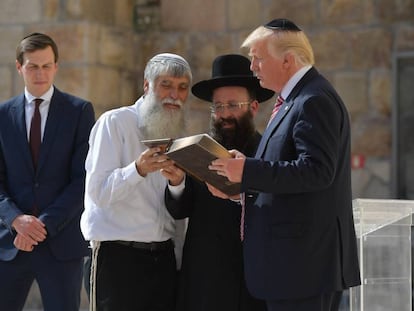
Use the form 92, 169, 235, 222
80, 53, 192, 311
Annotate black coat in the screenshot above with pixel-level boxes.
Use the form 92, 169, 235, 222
165, 132, 266, 311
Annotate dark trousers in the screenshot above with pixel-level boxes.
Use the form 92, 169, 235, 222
0, 243, 83, 311
95, 241, 176, 311
266, 291, 343, 311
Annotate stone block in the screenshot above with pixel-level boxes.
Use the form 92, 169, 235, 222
351, 116, 391, 157
0, 0, 42, 24
228, 0, 261, 30
184, 100, 210, 135
161, 0, 226, 31
0, 66, 13, 102
0, 27, 25, 65
115, 0, 135, 28
84, 66, 122, 113
334, 72, 368, 118
54, 66, 90, 100
376, 0, 414, 23
396, 26, 414, 52
119, 71, 140, 109
11, 69, 25, 96
98, 28, 135, 68
190, 32, 238, 79
25, 23, 100, 65
65, 0, 116, 24
369, 70, 391, 116
136, 32, 190, 70
321, 0, 374, 25
349, 28, 392, 70
44, 0, 60, 21
265, 0, 317, 27
310, 30, 348, 71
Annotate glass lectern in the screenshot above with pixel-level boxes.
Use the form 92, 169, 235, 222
350, 199, 414, 311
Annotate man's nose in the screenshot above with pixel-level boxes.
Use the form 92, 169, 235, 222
169, 88, 178, 99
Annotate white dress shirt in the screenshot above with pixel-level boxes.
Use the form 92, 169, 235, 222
80, 97, 178, 243
24, 86, 54, 141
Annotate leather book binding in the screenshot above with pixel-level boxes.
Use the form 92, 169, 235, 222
142, 134, 240, 196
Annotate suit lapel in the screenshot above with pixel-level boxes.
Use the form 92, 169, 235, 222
255, 67, 319, 158
10, 95, 35, 171
37, 90, 63, 172
255, 101, 293, 158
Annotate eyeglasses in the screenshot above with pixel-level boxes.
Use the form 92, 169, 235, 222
210, 101, 251, 113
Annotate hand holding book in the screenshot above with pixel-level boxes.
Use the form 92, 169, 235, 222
135, 144, 174, 178
208, 149, 245, 184
142, 134, 241, 196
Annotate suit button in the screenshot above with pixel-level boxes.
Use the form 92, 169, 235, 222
34, 183, 39, 187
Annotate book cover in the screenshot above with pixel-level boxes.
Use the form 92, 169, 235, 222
142, 134, 241, 196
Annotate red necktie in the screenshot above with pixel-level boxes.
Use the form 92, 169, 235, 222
29, 98, 43, 169
240, 192, 245, 241
268, 95, 284, 125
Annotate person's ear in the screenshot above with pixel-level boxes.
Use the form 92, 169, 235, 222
283, 52, 296, 69
143, 80, 149, 95
15, 60, 22, 75
250, 100, 259, 117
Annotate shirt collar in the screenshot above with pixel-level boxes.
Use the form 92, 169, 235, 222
25, 85, 54, 105
280, 65, 312, 100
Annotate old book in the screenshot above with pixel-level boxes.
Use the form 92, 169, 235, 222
142, 134, 241, 196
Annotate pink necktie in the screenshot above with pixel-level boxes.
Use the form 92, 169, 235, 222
268, 95, 284, 124
29, 98, 43, 169
240, 192, 245, 241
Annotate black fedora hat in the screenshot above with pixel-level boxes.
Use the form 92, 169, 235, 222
191, 54, 274, 103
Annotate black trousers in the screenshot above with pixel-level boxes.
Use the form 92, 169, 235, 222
266, 291, 343, 311
95, 241, 176, 311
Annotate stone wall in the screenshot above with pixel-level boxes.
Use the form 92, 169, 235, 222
1, 0, 414, 194
0, 0, 413, 309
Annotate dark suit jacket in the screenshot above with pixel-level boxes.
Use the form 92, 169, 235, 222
0, 87, 95, 261
165, 132, 266, 311
241, 68, 361, 300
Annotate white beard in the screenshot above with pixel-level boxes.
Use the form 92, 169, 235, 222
139, 90, 186, 140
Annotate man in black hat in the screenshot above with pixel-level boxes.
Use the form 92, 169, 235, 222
164, 54, 273, 311
207, 19, 361, 311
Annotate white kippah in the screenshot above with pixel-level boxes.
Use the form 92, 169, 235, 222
149, 53, 190, 71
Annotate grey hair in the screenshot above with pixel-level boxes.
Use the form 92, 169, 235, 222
144, 53, 192, 85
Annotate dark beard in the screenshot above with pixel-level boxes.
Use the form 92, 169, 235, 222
210, 111, 256, 151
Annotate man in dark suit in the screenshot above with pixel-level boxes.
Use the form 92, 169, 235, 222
207, 19, 361, 311
0, 32, 95, 311
165, 54, 273, 311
